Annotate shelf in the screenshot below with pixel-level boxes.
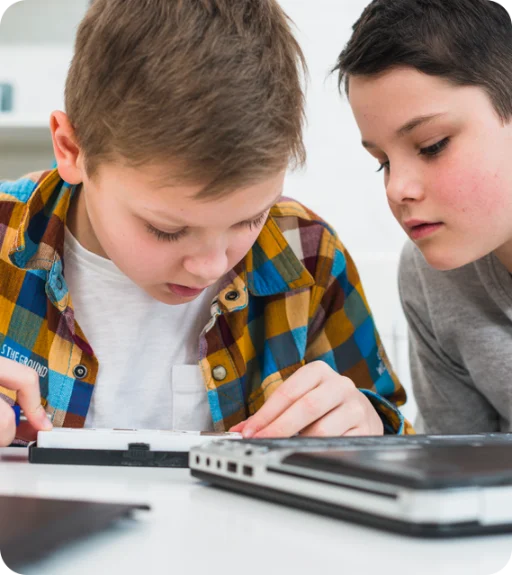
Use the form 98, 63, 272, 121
0, 118, 52, 146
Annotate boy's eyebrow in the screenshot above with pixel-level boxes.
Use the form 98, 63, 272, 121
395, 113, 446, 138
362, 113, 447, 149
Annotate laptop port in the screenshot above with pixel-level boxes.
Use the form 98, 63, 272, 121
227, 462, 238, 473
243, 465, 253, 477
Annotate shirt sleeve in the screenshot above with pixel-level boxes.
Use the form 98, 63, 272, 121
305, 228, 413, 435
398, 242, 499, 433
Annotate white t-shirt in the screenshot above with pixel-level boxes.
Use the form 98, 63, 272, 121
63, 228, 216, 431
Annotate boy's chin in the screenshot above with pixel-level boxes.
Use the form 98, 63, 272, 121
419, 245, 475, 272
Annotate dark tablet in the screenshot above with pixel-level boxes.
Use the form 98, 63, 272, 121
0, 495, 150, 571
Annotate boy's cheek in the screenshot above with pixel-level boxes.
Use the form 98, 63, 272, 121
440, 170, 508, 225
227, 232, 262, 267
108, 239, 178, 285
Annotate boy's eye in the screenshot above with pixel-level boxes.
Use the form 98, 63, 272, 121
376, 137, 450, 173
145, 211, 269, 242
419, 137, 450, 157
240, 212, 268, 230
146, 223, 187, 242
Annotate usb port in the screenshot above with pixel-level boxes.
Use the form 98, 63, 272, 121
242, 465, 253, 477
227, 462, 238, 473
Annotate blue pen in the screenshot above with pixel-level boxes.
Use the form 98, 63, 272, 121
11, 405, 21, 427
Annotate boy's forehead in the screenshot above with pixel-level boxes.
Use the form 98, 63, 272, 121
100, 161, 284, 191
97, 163, 285, 225
348, 68, 466, 135
348, 67, 450, 108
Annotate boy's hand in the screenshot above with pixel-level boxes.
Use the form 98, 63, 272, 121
230, 361, 383, 438
0, 357, 52, 446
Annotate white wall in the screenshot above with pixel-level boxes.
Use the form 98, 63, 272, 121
0, 0, 417, 421
0, 0, 89, 45
277, 1, 414, 419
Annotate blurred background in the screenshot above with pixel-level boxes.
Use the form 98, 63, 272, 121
0, 0, 417, 421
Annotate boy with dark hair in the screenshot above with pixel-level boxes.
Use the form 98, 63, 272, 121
0, 0, 410, 447
335, 0, 512, 432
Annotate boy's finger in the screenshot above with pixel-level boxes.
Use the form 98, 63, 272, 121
241, 363, 331, 438
0, 357, 52, 431
252, 380, 346, 439
229, 420, 250, 433
299, 404, 357, 437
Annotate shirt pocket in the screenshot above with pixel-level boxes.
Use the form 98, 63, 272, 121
171, 365, 214, 431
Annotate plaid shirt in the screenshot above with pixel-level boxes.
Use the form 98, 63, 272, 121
0, 169, 411, 435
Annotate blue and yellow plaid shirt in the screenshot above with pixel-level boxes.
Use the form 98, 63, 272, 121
0, 170, 411, 436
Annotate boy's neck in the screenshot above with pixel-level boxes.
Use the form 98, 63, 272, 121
494, 240, 512, 274
66, 186, 109, 260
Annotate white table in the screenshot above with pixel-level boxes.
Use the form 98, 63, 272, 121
0, 448, 511, 575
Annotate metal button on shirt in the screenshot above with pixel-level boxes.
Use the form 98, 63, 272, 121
212, 365, 227, 381
225, 291, 239, 301
73, 365, 88, 380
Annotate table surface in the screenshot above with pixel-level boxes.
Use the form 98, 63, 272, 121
0, 448, 511, 575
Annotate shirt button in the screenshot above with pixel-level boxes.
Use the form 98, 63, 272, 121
225, 290, 239, 301
56, 276, 63, 290
212, 365, 227, 381
73, 365, 88, 380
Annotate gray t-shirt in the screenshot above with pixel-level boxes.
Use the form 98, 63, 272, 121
399, 241, 512, 433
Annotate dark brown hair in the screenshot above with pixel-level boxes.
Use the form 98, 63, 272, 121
334, 0, 512, 122
66, 0, 307, 197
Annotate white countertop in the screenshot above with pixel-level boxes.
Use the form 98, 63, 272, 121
0, 448, 511, 575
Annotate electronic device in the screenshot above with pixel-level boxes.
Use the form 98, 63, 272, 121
190, 433, 512, 537
29, 428, 242, 467
0, 495, 149, 571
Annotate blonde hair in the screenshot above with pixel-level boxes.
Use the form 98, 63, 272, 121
65, 0, 307, 197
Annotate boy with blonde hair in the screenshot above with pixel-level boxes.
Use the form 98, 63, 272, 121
0, 0, 409, 446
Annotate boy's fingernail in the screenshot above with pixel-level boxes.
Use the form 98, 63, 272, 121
40, 412, 53, 430
243, 427, 255, 439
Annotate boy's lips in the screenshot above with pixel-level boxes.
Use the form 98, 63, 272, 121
404, 219, 444, 240
167, 283, 210, 297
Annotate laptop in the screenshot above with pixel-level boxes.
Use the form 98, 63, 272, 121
189, 433, 512, 538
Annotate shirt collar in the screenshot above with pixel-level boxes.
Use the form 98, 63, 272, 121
243, 210, 314, 296
9, 169, 75, 271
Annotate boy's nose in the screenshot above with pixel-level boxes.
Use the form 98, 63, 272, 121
386, 171, 425, 205
183, 248, 229, 283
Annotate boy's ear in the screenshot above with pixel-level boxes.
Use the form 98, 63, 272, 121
50, 111, 85, 185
